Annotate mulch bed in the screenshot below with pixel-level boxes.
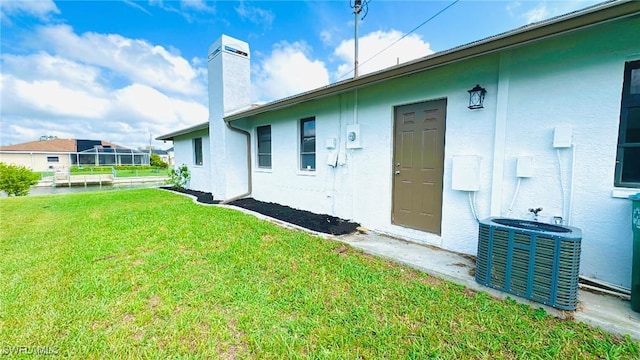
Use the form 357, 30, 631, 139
161, 187, 359, 235
229, 198, 360, 235
160, 186, 219, 204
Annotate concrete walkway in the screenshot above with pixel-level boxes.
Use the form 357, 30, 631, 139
337, 231, 640, 341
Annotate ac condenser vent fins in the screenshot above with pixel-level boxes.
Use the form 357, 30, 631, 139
475, 217, 582, 310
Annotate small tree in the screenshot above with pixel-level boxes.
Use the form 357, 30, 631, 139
168, 164, 190, 189
0, 163, 41, 196
150, 153, 168, 169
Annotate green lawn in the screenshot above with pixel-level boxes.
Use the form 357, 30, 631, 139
1, 189, 638, 359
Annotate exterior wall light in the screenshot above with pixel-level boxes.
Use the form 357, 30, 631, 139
468, 84, 487, 109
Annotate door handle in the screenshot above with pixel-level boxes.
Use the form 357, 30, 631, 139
395, 170, 400, 175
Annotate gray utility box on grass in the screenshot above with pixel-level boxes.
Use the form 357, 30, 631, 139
476, 217, 582, 310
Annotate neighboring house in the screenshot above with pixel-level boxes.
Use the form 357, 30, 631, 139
165, 147, 175, 166
0, 138, 150, 172
158, 1, 640, 289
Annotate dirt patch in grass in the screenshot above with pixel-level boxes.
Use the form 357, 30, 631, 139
463, 288, 477, 298
148, 294, 161, 311
333, 244, 351, 256
132, 259, 145, 266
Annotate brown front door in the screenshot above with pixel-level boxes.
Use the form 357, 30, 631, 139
392, 99, 446, 234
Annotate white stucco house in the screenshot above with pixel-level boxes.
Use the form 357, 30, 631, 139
158, 1, 640, 290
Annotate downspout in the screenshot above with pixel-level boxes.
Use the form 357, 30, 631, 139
221, 119, 252, 204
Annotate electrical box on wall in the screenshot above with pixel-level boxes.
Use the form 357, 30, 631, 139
452, 155, 481, 191
326, 151, 338, 167
553, 125, 572, 148
326, 137, 336, 149
516, 156, 534, 178
346, 124, 362, 149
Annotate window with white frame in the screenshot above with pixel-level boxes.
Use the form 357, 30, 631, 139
257, 125, 272, 168
300, 117, 316, 171
193, 137, 203, 166
47, 156, 59, 162
615, 59, 640, 187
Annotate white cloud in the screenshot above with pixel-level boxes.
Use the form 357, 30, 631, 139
2, 52, 106, 94
252, 41, 329, 102
508, 0, 601, 25
320, 30, 333, 46
2, 75, 109, 119
181, 0, 215, 13
0, 25, 209, 149
0, 0, 59, 23
523, 3, 549, 23
333, 30, 434, 80
113, 83, 208, 128
235, 1, 274, 29
123, 1, 152, 15
35, 25, 206, 97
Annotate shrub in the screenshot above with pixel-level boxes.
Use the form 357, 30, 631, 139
150, 154, 169, 169
0, 163, 41, 196
168, 164, 190, 189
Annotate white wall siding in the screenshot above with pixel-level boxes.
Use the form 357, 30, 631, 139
243, 16, 639, 287
173, 129, 211, 193
497, 18, 639, 286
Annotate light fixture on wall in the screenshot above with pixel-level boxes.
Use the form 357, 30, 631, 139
468, 84, 487, 109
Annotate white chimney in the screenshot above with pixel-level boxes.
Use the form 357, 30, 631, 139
208, 35, 251, 200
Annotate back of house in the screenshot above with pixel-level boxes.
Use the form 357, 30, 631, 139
159, 1, 640, 290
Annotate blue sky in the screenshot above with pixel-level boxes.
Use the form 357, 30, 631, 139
0, 0, 601, 149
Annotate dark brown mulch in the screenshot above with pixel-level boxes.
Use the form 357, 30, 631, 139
160, 186, 220, 204
229, 198, 360, 235
160, 187, 359, 235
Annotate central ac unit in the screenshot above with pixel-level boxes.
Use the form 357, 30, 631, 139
475, 217, 582, 310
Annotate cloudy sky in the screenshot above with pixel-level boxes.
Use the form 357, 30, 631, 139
0, 0, 600, 149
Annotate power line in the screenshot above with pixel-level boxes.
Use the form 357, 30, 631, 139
337, 0, 460, 82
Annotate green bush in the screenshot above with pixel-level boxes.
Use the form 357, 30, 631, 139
150, 153, 169, 169
168, 164, 190, 189
0, 163, 41, 196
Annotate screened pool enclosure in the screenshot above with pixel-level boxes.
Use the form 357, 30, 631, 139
71, 146, 150, 166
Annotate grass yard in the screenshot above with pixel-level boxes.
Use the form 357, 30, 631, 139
1, 189, 638, 359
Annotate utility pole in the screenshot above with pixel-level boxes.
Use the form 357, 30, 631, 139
354, 0, 361, 78
351, 0, 369, 78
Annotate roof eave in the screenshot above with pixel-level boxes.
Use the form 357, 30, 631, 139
225, 0, 640, 122
156, 121, 209, 141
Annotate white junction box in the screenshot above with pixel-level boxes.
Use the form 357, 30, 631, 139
553, 125, 572, 148
516, 156, 534, 178
325, 137, 336, 149
452, 155, 481, 191
326, 151, 338, 167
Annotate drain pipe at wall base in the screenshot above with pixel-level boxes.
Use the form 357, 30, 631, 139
221, 119, 252, 204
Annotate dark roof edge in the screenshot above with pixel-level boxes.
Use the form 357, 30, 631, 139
225, 0, 639, 122
156, 121, 209, 141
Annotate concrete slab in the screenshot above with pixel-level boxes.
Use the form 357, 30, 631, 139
338, 231, 640, 341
